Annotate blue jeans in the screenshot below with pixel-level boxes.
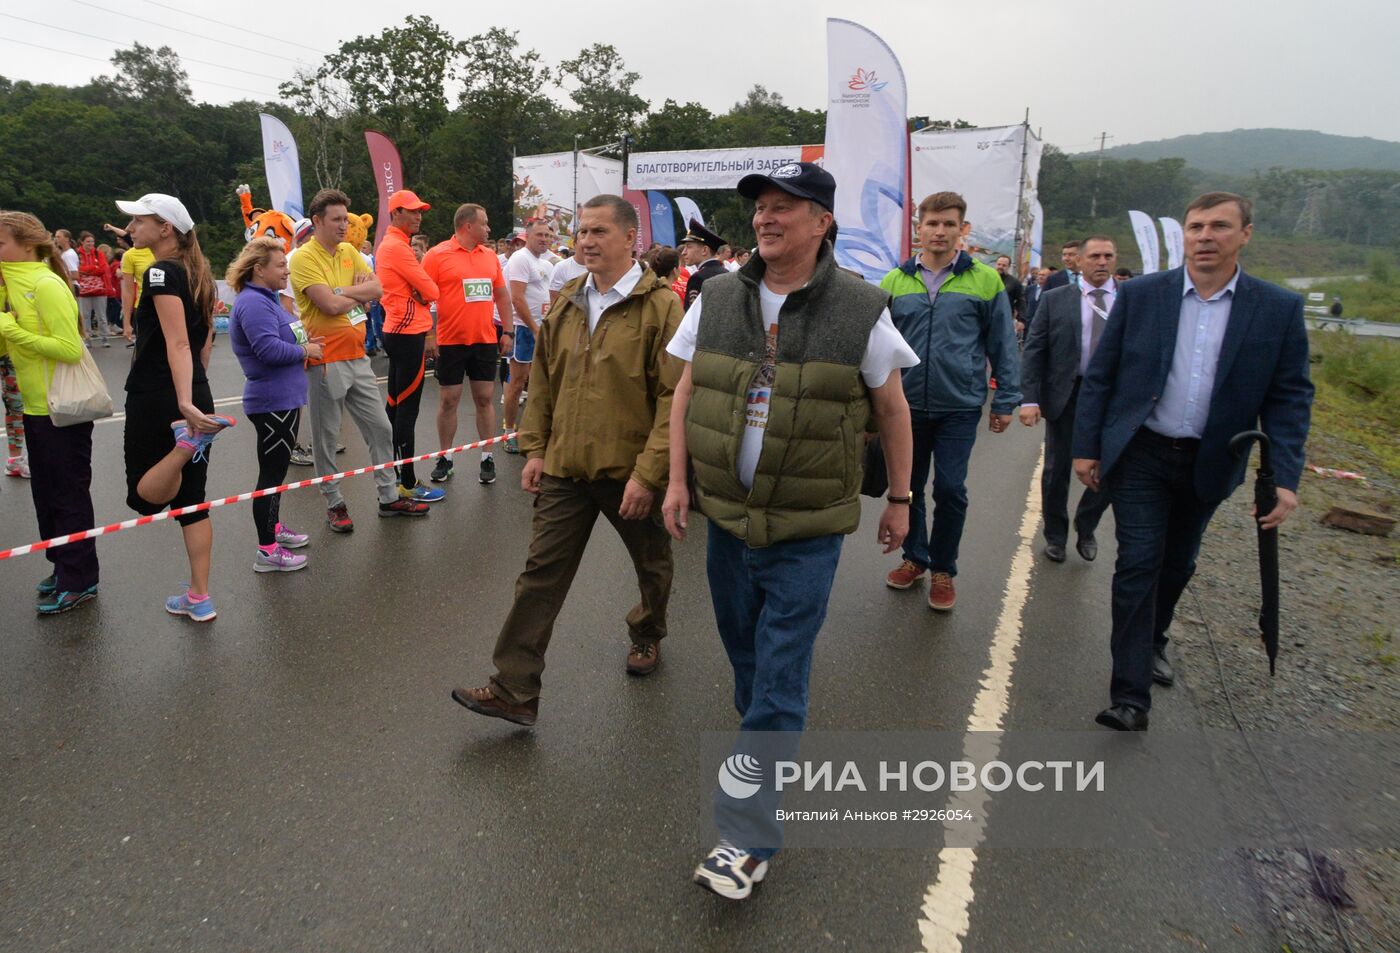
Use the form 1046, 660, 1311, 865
706, 522, 844, 858
1105, 431, 1219, 711
903, 409, 981, 576
364, 301, 385, 351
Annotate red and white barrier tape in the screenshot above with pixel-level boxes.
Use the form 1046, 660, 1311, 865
0, 432, 517, 561
1306, 464, 1366, 482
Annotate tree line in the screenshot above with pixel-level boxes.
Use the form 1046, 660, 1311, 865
2, 15, 1396, 272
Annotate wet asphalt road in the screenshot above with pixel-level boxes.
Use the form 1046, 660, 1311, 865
1, 344, 1277, 952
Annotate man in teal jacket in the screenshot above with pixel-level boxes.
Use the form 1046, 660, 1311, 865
880, 191, 1021, 611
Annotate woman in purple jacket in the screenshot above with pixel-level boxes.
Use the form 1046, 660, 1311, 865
226, 237, 323, 573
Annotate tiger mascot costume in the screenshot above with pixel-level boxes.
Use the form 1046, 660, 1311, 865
236, 184, 297, 253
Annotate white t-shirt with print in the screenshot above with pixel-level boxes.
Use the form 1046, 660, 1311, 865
504, 247, 554, 328
667, 282, 919, 489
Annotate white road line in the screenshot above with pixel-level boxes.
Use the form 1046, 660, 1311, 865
916, 451, 1044, 953
96, 376, 390, 425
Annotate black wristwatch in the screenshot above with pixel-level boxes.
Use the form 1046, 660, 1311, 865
887, 494, 912, 505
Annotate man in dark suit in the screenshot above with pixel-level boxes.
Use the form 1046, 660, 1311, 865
1042, 240, 1080, 291
679, 220, 727, 311
1023, 267, 1044, 319
1020, 236, 1117, 563
994, 254, 1025, 331
1073, 193, 1312, 731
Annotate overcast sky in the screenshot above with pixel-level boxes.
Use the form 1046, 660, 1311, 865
3, 0, 1397, 152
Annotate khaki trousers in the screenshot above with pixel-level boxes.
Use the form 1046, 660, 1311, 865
490, 475, 674, 704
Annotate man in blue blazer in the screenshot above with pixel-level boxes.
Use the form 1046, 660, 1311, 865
1072, 193, 1313, 731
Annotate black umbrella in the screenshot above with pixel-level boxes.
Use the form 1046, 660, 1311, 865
1229, 430, 1280, 675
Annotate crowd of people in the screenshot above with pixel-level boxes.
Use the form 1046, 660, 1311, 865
1, 165, 1311, 901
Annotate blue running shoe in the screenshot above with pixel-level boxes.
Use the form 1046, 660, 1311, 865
165, 590, 217, 622
36, 573, 57, 595
399, 484, 446, 503
36, 584, 98, 615
171, 415, 237, 463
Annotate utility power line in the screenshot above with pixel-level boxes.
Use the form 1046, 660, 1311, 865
136, 0, 330, 58
0, 33, 280, 99
67, 0, 313, 66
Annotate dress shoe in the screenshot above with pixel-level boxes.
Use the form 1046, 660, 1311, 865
1152, 650, 1175, 687
1095, 704, 1149, 731
1076, 535, 1098, 561
1044, 542, 1066, 563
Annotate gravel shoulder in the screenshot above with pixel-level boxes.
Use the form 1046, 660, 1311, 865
1171, 427, 1398, 952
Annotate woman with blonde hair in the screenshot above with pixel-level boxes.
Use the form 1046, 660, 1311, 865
227, 237, 323, 573
117, 193, 234, 622
0, 211, 101, 614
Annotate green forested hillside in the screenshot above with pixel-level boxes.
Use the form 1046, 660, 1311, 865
1080, 128, 1400, 175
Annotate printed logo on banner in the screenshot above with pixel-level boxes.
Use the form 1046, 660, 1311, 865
772, 164, 803, 179
718, 754, 764, 800
847, 67, 889, 92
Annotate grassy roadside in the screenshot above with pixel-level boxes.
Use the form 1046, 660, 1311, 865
1307, 332, 1400, 484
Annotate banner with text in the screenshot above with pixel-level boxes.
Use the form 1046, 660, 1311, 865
648, 192, 676, 247
627, 145, 825, 191
1128, 210, 1161, 273
622, 189, 653, 257
512, 151, 623, 235
910, 123, 1042, 260
260, 113, 304, 219
1159, 216, 1184, 269
824, 18, 909, 283
364, 130, 402, 251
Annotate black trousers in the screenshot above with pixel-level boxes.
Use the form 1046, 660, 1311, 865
1105, 430, 1220, 711
249, 409, 299, 546
382, 332, 426, 489
25, 414, 99, 590
1042, 380, 1110, 546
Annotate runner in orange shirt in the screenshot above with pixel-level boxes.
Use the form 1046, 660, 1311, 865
421, 203, 513, 486
375, 189, 442, 501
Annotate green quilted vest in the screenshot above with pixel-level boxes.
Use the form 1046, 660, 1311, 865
686, 242, 888, 547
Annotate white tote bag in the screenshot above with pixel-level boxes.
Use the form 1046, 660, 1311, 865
36, 290, 114, 427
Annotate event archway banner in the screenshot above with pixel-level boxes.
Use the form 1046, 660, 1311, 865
910, 123, 1042, 260
627, 145, 824, 191
824, 18, 908, 283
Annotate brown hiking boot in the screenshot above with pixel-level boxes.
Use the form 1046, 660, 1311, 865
626, 641, 660, 676
886, 559, 926, 590
928, 572, 956, 612
450, 685, 538, 726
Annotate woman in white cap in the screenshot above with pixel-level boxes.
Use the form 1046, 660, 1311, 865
117, 193, 234, 623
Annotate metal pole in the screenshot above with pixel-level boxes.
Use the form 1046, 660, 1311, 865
572, 134, 580, 236
1089, 131, 1110, 220
1014, 107, 1030, 274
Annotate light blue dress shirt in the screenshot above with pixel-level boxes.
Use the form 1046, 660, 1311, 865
1146, 266, 1241, 439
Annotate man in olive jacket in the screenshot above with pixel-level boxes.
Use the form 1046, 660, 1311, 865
452, 195, 681, 727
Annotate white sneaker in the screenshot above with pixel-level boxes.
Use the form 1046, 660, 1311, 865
693, 841, 768, 900
5, 456, 30, 479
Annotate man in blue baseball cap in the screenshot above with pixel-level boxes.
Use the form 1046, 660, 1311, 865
662, 161, 919, 900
